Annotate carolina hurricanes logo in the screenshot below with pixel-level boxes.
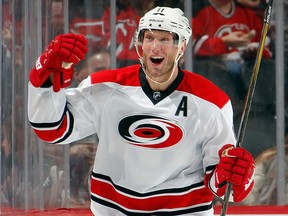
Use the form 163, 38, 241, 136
118, 114, 184, 149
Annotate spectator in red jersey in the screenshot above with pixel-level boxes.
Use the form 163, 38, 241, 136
69, 0, 140, 67
192, 0, 276, 157
69, 1, 109, 52
101, 0, 141, 67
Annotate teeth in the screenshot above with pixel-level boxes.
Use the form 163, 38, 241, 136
152, 57, 163, 59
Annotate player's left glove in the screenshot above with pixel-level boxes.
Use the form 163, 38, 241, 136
213, 144, 255, 202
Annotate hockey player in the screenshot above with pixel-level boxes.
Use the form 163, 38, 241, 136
28, 6, 255, 216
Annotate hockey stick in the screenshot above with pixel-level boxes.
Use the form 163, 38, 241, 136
220, 1, 273, 215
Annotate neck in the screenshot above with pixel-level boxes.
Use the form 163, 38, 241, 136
146, 66, 179, 91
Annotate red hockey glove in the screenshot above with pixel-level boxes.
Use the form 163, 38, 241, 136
214, 144, 255, 202
29, 33, 88, 92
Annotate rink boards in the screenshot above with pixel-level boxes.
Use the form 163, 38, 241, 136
1, 206, 288, 215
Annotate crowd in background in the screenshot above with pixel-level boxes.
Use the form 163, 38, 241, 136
1, 0, 287, 210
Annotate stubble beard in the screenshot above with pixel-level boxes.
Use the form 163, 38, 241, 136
144, 56, 176, 83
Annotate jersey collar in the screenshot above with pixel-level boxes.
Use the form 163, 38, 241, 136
139, 66, 184, 105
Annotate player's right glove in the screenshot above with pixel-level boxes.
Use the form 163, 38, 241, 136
211, 144, 255, 202
29, 33, 88, 92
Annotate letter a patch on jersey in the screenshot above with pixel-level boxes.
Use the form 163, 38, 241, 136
175, 96, 187, 117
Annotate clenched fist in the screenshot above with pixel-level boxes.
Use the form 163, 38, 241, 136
30, 33, 88, 92
214, 144, 255, 202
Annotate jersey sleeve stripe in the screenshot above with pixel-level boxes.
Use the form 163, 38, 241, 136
30, 108, 74, 143
205, 164, 217, 173
29, 104, 68, 128
90, 172, 214, 215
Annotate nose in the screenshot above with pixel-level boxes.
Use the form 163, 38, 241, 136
151, 39, 161, 52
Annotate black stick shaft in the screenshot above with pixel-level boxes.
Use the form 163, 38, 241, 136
220, 1, 273, 215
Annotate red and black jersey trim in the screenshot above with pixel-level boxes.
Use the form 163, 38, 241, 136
92, 196, 213, 216
29, 104, 74, 144
205, 165, 217, 174
90, 172, 214, 215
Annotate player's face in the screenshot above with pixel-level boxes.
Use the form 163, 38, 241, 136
141, 30, 180, 83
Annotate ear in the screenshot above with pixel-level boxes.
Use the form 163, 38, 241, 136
180, 41, 187, 54
177, 42, 186, 59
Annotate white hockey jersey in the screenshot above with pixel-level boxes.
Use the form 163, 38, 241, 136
28, 64, 236, 215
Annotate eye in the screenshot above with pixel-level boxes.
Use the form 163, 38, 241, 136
144, 34, 154, 42
160, 37, 173, 45
146, 36, 153, 41
161, 38, 169, 42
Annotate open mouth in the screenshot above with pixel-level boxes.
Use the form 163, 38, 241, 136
150, 57, 164, 64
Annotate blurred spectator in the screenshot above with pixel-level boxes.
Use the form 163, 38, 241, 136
134, 0, 183, 16
134, 0, 155, 16
102, 0, 140, 67
69, 0, 106, 20
49, 0, 65, 40
87, 48, 111, 72
2, 20, 12, 117
0, 116, 26, 208
72, 58, 89, 86
73, 49, 112, 86
2, 21, 12, 53
69, 1, 108, 52
192, 0, 274, 110
43, 0, 65, 44
2, 2, 12, 59
70, 0, 140, 67
1, 117, 12, 206
243, 136, 288, 205
69, 142, 97, 207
